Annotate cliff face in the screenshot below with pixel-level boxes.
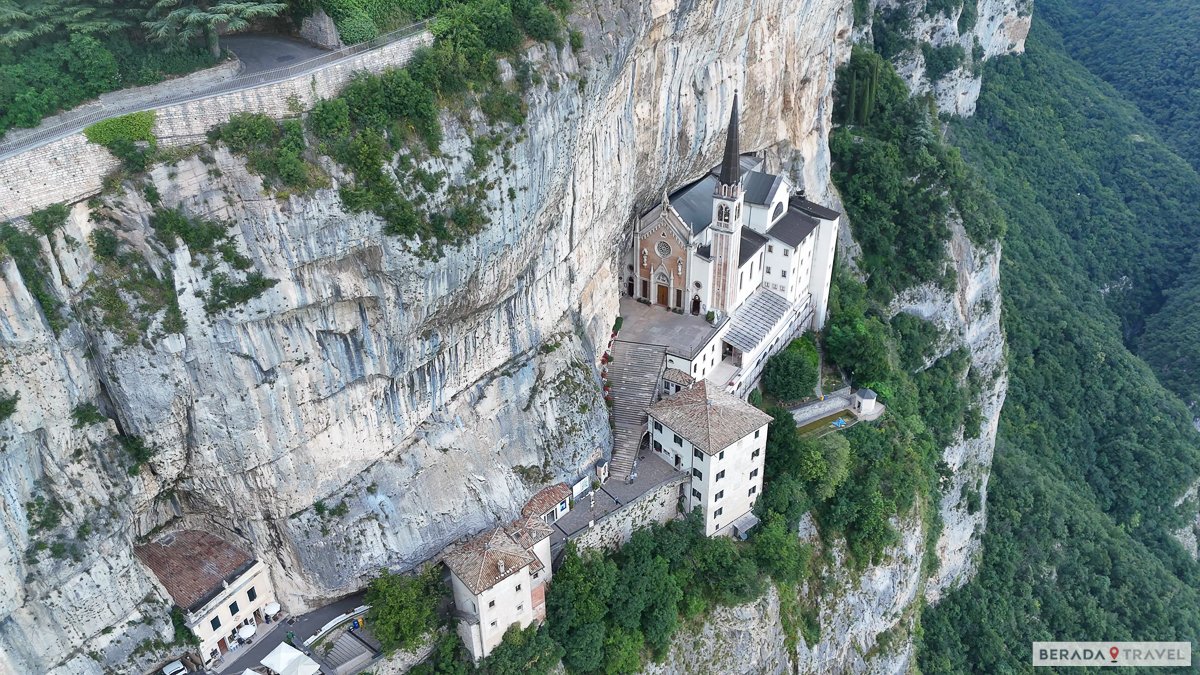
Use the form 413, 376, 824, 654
0, 0, 1020, 672
856, 0, 1032, 115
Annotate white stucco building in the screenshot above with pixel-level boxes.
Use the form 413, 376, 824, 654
444, 517, 554, 661
623, 93, 840, 396
646, 381, 772, 537
135, 530, 278, 668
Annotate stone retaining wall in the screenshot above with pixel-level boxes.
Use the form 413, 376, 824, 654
0, 29, 432, 222
572, 477, 685, 552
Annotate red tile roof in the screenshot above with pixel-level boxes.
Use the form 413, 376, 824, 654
443, 528, 536, 595
647, 380, 773, 454
521, 483, 571, 519
135, 530, 255, 611
506, 516, 553, 550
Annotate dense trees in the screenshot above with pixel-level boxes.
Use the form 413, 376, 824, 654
918, 15, 1200, 670
762, 335, 819, 402
365, 567, 442, 653
0, 1, 221, 134
143, 1, 287, 58
832, 48, 1003, 301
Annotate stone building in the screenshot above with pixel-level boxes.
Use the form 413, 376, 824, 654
646, 381, 772, 537
623, 93, 840, 396
444, 518, 554, 661
134, 530, 278, 669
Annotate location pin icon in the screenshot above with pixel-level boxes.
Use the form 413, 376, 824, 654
1110, 646, 1120, 662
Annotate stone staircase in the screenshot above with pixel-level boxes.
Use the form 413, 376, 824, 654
607, 340, 667, 481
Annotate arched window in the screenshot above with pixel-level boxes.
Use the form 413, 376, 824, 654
771, 202, 785, 221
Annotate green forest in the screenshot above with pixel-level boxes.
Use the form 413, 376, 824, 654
1030, 0, 1200, 411
918, 4, 1200, 670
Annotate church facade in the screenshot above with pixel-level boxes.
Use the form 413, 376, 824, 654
623, 94, 841, 396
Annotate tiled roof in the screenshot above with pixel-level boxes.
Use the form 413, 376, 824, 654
444, 528, 537, 595
521, 483, 571, 519
646, 381, 773, 454
506, 516, 554, 549
662, 368, 695, 386
134, 530, 255, 612
767, 206, 820, 248
791, 197, 840, 221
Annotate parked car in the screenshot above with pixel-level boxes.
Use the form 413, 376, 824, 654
161, 660, 187, 675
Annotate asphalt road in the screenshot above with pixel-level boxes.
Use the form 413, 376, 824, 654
213, 592, 367, 674
222, 34, 328, 75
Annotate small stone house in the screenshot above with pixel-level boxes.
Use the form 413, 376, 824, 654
135, 530, 277, 668
444, 518, 554, 661
646, 381, 772, 537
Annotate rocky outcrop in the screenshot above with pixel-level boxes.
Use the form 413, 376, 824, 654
857, 0, 1032, 115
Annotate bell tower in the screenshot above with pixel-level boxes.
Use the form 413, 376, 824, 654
709, 92, 745, 315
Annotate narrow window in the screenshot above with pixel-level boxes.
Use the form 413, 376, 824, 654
516, 584, 522, 592
673, 433, 683, 447
693, 448, 703, 460
228, 601, 239, 616
517, 604, 524, 612
692, 468, 703, 480
716, 470, 725, 481
715, 490, 724, 501
654, 421, 662, 432
491, 620, 498, 627
748, 486, 758, 496
692, 488, 701, 500
719, 450, 725, 461
714, 507, 723, 517
781, 270, 787, 279
752, 448, 761, 459
768, 245, 774, 253
766, 266, 772, 274
489, 600, 496, 608
750, 468, 759, 479
210, 616, 221, 631
755, 429, 761, 439
247, 587, 257, 602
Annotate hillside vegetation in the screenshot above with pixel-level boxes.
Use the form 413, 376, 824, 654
918, 15, 1200, 671
1030, 1, 1200, 407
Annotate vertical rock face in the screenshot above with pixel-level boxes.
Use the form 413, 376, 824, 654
858, 0, 1032, 115
1, 0, 851, 671
0, 0, 1020, 672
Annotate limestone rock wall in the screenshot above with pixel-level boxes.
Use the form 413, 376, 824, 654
0, 0, 853, 671
857, 0, 1032, 115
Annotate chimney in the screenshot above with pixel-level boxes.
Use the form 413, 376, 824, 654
498, 559, 506, 575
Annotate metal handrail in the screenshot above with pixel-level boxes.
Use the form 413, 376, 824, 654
0, 20, 431, 160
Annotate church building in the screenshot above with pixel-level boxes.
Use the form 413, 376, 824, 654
624, 93, 840, 396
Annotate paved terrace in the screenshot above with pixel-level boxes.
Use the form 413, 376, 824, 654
617, 297, 719, 359
550, 453, 685, 549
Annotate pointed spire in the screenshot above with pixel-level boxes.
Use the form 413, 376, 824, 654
719, 90, 741, 186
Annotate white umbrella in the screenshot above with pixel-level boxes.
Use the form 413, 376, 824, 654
289, 655, 321, 675
264, 601, 281, 615
241, 670, 259, 675
238, 623, 257, 639
261, 642, 303, 673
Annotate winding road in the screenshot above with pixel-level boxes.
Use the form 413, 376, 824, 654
0, 24, 428, 161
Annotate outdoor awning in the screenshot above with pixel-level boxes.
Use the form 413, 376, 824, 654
261, 642, 321, 675
731, 512, 761, 540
